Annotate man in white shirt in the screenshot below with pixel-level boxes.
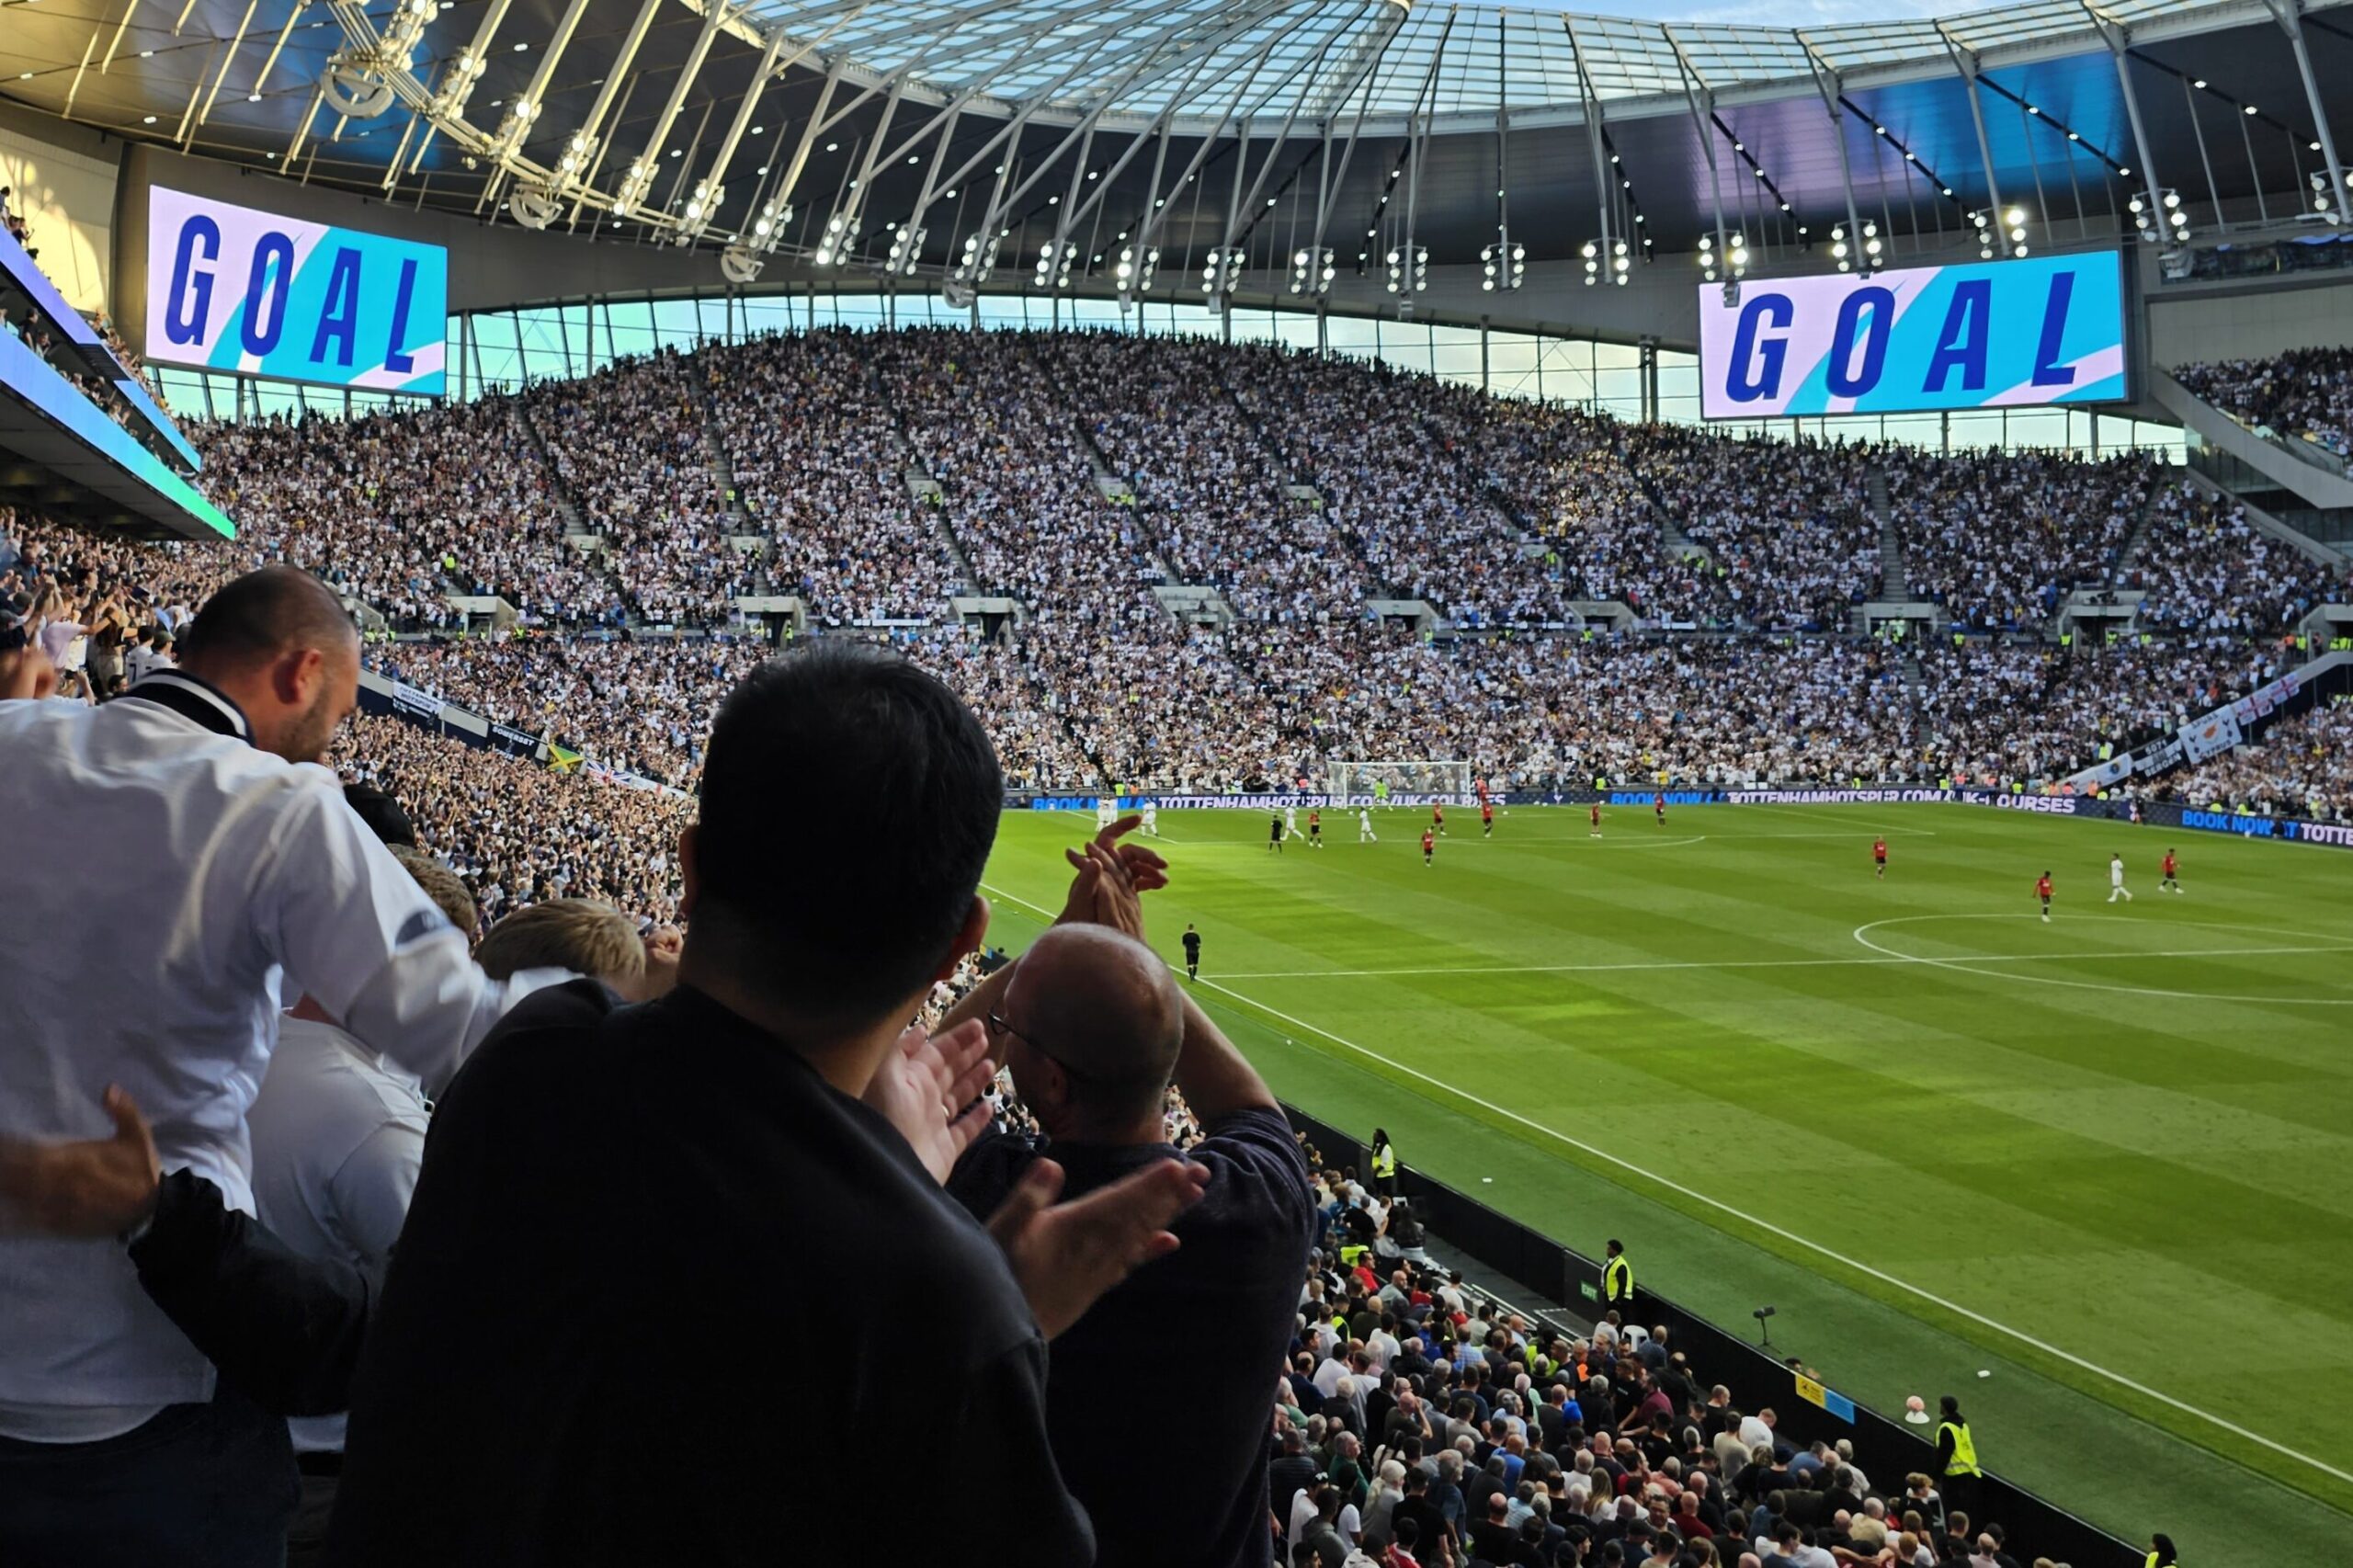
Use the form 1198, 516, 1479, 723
0, 567, 562, 1567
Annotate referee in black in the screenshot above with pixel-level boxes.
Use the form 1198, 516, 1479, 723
1181, 924, 1201, 982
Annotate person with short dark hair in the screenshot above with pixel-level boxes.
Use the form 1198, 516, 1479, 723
321, 642, 1207, 1566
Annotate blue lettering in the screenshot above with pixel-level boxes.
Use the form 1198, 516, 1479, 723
1826, 287, 1894, 398
1924, 279, 1991, 392
1727, 294, 1793, 403
164, 217, 220, 347
309, 246, 363, 367
2031, 271, 2077, 387
384, 256, 420, 374
239, 231, 295, 357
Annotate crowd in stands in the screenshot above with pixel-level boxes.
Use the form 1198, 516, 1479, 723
2124, 483, 2346, 633
1882, 450, 2158, 631
2165, 701, 2353, 822
524, 347, 745, 626
2176, 347, 2353, 460
702, 329, 969, 623
359, 632, 765, 789
1915, 639, 2293, 786
332, 712, 694, 923
1615, 427, 1879, 631
1283, 1135, 2076, 1568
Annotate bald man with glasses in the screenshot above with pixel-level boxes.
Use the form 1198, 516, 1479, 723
947, 910, 1315, 1568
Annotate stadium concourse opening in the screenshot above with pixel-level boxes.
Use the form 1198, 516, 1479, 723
6, 0, 2353, 1562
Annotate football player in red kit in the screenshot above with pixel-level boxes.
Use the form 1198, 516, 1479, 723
1432, 801, 1446, 837
1481, 800, 1495, 838
2161, 848, 2181, 893
1873, 837, 1888, 880
1421, 826, 1436, 866
2037, 870, 2053, 923
1654, 790, 1666, 826
1588, 801, 1603, 839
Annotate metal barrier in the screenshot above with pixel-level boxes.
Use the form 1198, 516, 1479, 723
1285, 1106, 2141, 1568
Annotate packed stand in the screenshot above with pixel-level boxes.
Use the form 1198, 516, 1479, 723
883, 625, 1100, 791
361, 632, 764, 789
524, 347, 744, 626
1915, 639, 2290, 783
190, 400, 620, 630
332, 712, 693, 924
2123, 483, 2345, 633
1033, 330, 1384, 623
1232, 345, 1569, 627
2163, 702, 2353, 822
1622, 427, 1880, 631
2175, 347, 2353, 461
1442, 400, 1724, 628
869, 325, 1164, 624
701, 329, 970, 623
1281, 1133, 2052, 1568
1883, 449, 2157, 630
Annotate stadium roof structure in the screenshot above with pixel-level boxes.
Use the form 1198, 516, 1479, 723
6, 0, 2353, 290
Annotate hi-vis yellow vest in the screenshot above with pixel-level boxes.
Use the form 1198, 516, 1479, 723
1604, 1255, 1633, 1301
1371, 1144, 1396, 1179
1939, 1419, 1981, 1477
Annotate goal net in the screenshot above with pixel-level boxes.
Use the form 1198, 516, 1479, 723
1326, 760, 1476, 804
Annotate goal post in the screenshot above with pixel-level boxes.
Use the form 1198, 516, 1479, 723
1326, 760, 1476, 804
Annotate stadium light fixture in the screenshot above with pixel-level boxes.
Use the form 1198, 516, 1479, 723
2005, 204, 2030, 258
1831, 224, 1850, 272
1384, 244, 1428, 295
1582, 240, 1598, 287
955, 230, 1001, 284
885, 222, 928, 278
1037, 239, 1078, 290
1479, 229, 1524, 293
1199, 246, 1243, 298
1290, 245, 1336, 297
2131, 187, 2191, 241
2314, 169, 2353, 224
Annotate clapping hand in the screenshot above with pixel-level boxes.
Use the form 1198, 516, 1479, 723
984, 1154, 1210, 1339
1056, 814, 1169, 941
861, 1018, 996, 1185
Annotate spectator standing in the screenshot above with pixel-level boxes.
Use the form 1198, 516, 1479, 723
321, 643, 1207, 1566
948, 915, 1317, 1568
1604, 1237, 1636, 1317
0, 567, 561, 1568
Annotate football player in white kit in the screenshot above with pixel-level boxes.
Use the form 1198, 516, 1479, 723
2107, 852, 2133, 903
1284, 803, 1306, 840
1358, 808, 1377, 843
1141, 800, 1159, 836
1096, 796, 1118, 833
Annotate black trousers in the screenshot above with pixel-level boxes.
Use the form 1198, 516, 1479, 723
0, 1379, 297, 1568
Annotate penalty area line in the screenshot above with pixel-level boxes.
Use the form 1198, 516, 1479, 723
975, 881, 2353, 1493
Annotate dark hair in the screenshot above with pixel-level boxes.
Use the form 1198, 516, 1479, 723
693, 643, 1001, 1030
344, 783, 418, 847
177, 565, 354, 670
2149, 1533, 2177, 1566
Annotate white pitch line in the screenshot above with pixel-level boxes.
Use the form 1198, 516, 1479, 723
1213, 942, 2353, 981
975, 877, 2353, 1490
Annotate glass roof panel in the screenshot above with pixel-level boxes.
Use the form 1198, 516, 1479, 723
735, 0, 2249, 119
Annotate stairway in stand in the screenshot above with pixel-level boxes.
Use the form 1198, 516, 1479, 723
858, 348, 981, 595
1866, 466, 1907, 598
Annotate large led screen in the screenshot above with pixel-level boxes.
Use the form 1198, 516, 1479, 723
1698, 251, 2124, 419
144, 186, 446, 393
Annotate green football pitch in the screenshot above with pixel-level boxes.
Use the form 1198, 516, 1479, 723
978, 801, 2353, 1563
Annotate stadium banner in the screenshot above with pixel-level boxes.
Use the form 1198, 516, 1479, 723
1722, 788, 1952, 806
1056, 791, 1477, 811
2229, 672, 2300, 727
1697, 251, 2125, 419
2177, 706, 2243, 764
144, 186, 448, 394
389, 680, 441, 720
489, 722, 542, 758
